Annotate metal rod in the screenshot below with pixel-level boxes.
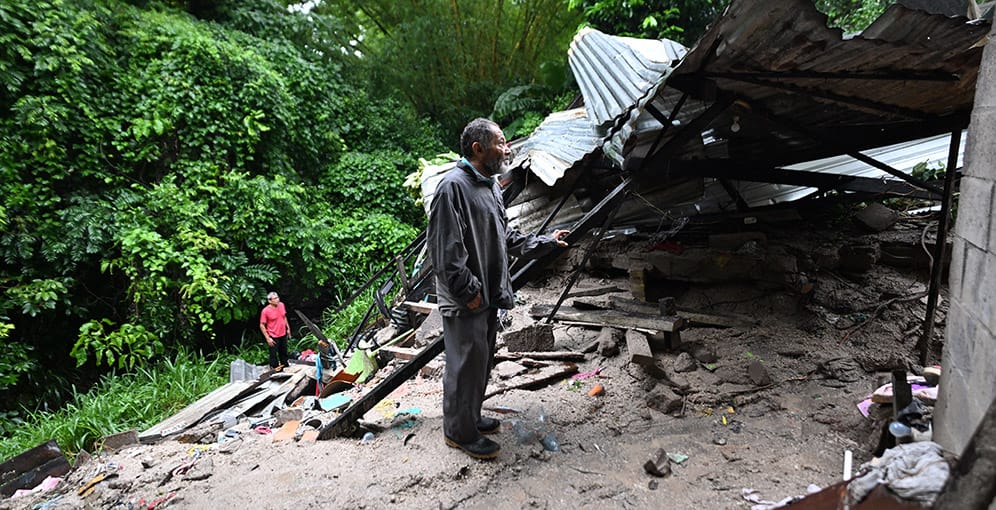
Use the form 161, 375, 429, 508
917, 129, 961, 365
545, 194, 627, 323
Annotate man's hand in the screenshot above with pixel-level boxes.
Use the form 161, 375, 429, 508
551, 229, 571, 247
266, 337, 275, 347
467, 292, 483, 311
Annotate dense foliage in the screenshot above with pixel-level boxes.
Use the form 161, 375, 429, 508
314, 0, 585, 140
0, 0, 443, 417
567, 0, 730, 44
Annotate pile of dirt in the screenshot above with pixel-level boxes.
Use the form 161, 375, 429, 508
3, 212, 946, 510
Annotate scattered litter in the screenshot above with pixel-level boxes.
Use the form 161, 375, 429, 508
587, 383, 605, 396
572, 366, 603, 380
848, 441, 949, 506
11, 476, 62, 499
667, 452, 689, 464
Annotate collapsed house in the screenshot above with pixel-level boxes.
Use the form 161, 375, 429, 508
6, 0, 994, 506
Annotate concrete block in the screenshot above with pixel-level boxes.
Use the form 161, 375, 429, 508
954, 176, 993, 249
941, 299, 996, 453
947, 239, 966, 302
502, 322, 554, 352
958, 243, 991, 317
964, 107, 996, 178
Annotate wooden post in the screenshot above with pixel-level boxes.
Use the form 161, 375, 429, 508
917, 129, 960, 365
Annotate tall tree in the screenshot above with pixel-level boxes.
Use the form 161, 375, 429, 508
567, 0, 730, 45
314, 0, 584, 141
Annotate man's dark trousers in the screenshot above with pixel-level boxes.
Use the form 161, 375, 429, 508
442, 309, 498, 443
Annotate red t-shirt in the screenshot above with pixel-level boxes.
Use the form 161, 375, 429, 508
260, 302, 288, 338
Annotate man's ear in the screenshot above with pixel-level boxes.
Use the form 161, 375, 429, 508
471, 141, 483, 155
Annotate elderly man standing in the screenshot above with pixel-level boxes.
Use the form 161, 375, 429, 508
428, 118, 569, 460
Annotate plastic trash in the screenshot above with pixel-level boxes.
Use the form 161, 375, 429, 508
889, 421, 912, 438
540, 432, 560, 452
361, 431, 375, 444
511, 420, 535, 444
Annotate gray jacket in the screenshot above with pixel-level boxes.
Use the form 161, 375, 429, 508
428, 160, 560, 317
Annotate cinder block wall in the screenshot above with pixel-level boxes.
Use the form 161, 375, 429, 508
934, 22, 996, 454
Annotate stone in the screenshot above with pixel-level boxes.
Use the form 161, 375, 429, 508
643, 448, 672, 477
646, 387, 683, 414
748, 360, 772, 386
597, 327, 622, 357
502, 323, 555, 352
838, 244, 880, 273
854, 203, 899, 232
274, 408, 303, 427
673, 352, 698, 373
494, 360, 528, 379
414, 308, 444, 347
685, 343, 719, 364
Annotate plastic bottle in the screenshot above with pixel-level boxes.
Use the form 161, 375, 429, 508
889, 421, 912, 438
540, 432, 560, 452
511, 420, 534, 444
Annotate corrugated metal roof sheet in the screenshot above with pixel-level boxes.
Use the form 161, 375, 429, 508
669, 131, 966, 216
568, 28, 688, 133
509, 108, 603, 186
637, 0, 989, 167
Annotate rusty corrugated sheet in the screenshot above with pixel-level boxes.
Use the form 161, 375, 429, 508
638, 0, 989, 168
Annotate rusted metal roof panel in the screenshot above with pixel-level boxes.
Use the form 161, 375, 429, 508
636, 0, 990, 168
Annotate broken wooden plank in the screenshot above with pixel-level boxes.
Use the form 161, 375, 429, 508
0, 441, 71, 497
608, 296, 757, 328
566, 285, 625, 298
320, 337, 446, 440
494, 351, 586, 362
484, 362, 579, 399
378, 345, 421, 361
139, 380, 260, 443
99, 430, 139, 452
625, 329, 655, 366
529, 304, 685, 332
401, 301, 438, 314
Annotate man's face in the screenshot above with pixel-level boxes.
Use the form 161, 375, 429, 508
478, 127, 510, 176
268, 294, 280, 306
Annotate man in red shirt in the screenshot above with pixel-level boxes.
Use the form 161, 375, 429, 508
259, 291, 291, 370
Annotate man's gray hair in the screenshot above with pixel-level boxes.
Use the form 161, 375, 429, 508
460, 118, 498, 158
267, 291, 279, 300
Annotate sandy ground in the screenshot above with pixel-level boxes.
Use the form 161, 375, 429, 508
2, 216, 944, 510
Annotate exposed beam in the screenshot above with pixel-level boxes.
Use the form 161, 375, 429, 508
668, 161, 943, 199
918, 129, 961, 364
511, 177, 633, 289
701, 70, 959, 82
740, 100, 946, 196
711, 74, 929, 120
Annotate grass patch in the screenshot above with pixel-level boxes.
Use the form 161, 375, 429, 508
0, 349, 227, 462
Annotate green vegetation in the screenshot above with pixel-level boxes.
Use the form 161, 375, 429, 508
0, 0, 442, 422
0, 349, 228, 461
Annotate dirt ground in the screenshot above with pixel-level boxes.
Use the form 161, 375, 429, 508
2, 210, 946, 510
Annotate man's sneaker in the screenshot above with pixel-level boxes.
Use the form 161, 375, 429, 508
477, 417, 501, 435
444, 436, 500, 460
